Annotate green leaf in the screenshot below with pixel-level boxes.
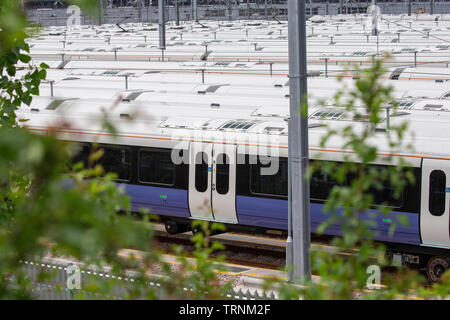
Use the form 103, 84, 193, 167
19, 54, 31, 63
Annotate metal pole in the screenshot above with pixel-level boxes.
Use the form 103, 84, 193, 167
192, 0, 198, 22
158, 0, 166, 51
371, 0, 378, 36
322, 57, 329, 77
98, 0, 104, 25
430, 0, 434, 15
408, 0, 411, 16
137, 0, 142, 23
287, 0, 311, 283
175, 1, 180, 26
265, 0, 268, 19
49, 80, 54, 97
376, 32, 379, 56
386, 107, 390, 131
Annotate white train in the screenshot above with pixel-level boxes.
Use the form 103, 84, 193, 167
17, 98, 450, 281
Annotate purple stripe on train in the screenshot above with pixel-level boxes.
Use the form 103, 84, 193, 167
123, 184, 190, 218
236, 196, 421, 245
119, 184, 420, 246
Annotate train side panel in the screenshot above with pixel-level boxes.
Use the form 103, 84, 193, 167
236, 195, 421, 245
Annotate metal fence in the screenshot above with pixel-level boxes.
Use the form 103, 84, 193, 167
26, 3, 450, 27
19, 260, 277, 300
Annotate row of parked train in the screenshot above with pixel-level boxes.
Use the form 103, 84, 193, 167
20, 15, 450, 281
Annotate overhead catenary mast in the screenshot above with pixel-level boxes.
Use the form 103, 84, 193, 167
192, 0, 198, 22
287, 0, 311, 283
158, 0, 166, 60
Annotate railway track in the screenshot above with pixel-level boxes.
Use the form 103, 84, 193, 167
150, 226, 415, 283
153, 232, 286, 270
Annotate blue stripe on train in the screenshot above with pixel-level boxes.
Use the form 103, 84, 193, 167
236, 195, 421, 245
122, 184, 190, 218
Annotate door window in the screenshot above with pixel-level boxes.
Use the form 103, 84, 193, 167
429, 170, 446, 216
216, 153, 229, 195
195, 152, 208, 192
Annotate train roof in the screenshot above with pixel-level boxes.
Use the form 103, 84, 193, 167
18, 14, 450, 167
17, 97, 450, 167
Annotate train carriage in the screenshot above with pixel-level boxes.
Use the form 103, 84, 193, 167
17, 100, 450, 281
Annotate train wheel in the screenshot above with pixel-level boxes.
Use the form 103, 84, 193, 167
165, 220, 190, 235
426, 256, 449, 282
191, 224, 206, 236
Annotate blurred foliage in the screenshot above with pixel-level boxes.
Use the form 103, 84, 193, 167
271, 58, 450, 299
0, 1, 48, 127
0, 0, 231, 300
159, 221, 233, 299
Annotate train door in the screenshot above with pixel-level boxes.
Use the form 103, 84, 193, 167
420, 158, 450, 249
188, 142, 238, 224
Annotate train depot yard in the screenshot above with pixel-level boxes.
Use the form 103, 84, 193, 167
1, 1, 450, 303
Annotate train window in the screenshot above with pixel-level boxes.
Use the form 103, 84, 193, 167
370, 179, 403, 208
195, 152, 208, 193
310, 162, 339, 201
250, 156, 287, 197
429, 170, 446, 216
310, 161, 404, 208
69, 143, 90, 168
139, 149, 175, 186
97, 146, 131, 181
216, 154, 229, 195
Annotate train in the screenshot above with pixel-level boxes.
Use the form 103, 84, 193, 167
16, 96, 450, 281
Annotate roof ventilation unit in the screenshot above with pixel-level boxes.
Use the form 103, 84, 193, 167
424, 104, 444, 110
219, 120, 257, 131
390, 68, 406, 80
309, 108, 346, 120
